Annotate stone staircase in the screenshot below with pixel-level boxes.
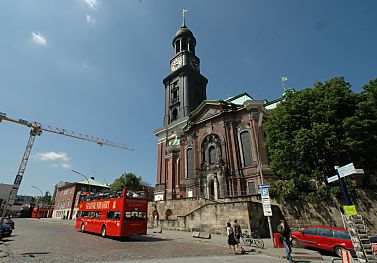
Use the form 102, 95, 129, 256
343, 214, 377, 262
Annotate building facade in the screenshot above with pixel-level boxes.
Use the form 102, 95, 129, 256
52, 178, 110, 220
154, 23, 274, 201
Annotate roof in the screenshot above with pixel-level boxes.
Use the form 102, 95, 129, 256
77, 178, 110, 188
225, 92, 253, 105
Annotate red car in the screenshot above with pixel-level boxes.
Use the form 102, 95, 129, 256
291, 226, 354, 256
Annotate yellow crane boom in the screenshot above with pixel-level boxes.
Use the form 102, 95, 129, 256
0, 112, 133, 219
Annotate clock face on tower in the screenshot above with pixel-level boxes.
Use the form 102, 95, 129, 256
189, 57, 199, 71
171, 56, 182, 72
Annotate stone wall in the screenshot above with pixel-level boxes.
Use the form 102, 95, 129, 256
148, 189, 377, 237
148, 196, 282, 237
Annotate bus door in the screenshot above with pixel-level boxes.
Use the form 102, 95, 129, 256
105, 211, 121, 236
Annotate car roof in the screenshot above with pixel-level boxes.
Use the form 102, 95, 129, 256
303, 225, 347, 231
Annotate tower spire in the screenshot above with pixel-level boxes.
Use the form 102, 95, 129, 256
182, 9, 188, 27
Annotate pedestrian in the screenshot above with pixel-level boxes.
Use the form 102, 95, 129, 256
277, 219, 293, 262
226, 222, 237, 254
233, 219, 244, 253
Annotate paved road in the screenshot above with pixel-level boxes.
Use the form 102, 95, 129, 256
0, 218, 335, 263
0, 218, 271, 263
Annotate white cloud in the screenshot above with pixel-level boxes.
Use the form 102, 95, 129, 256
82, 0, 99, 9
31, 32, 47, 46
61, 163, 72, 169
86, 14, 96, 25
35, 151, 72, 169
36, 152, 70, 161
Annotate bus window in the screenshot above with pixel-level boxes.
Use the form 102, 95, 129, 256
107, 211, 121, 220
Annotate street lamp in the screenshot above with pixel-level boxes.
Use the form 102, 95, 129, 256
71, 169, 91, 193
32, 185, 43, 219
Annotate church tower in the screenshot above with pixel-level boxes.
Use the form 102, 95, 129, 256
163, 22, 208, 125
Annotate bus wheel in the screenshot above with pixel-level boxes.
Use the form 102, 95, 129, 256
101, 226, 106, 238
81, 223, 85, 233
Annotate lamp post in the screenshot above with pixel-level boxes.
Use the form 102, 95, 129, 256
71, 169, 91, 193
32, 185, 43, 219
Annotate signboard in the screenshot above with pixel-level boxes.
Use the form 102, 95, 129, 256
261, 188, 270, 198
337, 163, 356, 178
327, 175, 339, 183
343, 205, 358, 216
8, 188, 18, 205
262, 202, 272, 216
258, 184, 270, 189
260, 184, 272, 216
328, 163, 364, 183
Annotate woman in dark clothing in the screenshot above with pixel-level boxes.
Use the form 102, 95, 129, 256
277, 219, 292, 262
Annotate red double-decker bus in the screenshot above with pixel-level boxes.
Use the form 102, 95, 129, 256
32, 205, 53, 218
75, 188, 148, 238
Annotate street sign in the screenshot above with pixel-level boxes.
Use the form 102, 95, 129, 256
337, 163, 356, 178
327, 163, 364, 183
343, 205, 358, 216
260, 185, 272, 216
261, 188, 270, 198
327, 175, 339, 183
263, 202, 272, 216
258, 184, 270, 189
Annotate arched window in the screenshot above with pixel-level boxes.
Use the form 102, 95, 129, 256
240, 131, 253, 167
186, 148, 194, 178
208, 146, 218, 164
171, 108, 178, 122
175, 40, 180, 53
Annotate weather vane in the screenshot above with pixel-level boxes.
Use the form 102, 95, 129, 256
182, 9, 188, 26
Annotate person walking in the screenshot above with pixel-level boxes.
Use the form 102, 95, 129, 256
226, 222, 237, 254
233, 219, 244, 253
277, 219, 293, 262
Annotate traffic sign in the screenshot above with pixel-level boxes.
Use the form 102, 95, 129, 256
258, 184, 270, 189
337, 163, 356, 178
261, 188, 270, 198
327, 175, 339, 183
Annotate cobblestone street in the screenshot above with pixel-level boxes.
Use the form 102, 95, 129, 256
0, 218, 335, 263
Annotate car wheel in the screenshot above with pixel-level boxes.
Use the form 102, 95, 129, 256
291, 238, 299, 248
81, 223, 85, 233
101, 226, 106, 238
334, 246, 344, 257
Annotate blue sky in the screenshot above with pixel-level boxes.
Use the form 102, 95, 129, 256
1, 0, 376, 196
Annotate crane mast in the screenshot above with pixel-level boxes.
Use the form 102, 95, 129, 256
0, 112, 133, 220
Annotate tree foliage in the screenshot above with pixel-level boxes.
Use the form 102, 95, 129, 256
110, 172, 148, 191
265, 77, 377, 202
41, 191, 53, 205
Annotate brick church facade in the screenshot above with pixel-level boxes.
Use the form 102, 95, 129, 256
154, 23, 274, 201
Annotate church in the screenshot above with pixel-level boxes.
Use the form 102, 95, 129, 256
154, 21, 275, 201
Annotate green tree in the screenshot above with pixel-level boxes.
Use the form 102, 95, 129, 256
41, 191, 53, 205
265, 77, 376, 201
110, 172, 148, 191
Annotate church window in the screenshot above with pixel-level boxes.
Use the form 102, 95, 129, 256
240, 131, 253, 167
186, 148, 194, 178
171, 108, 178, 122
175, 40, 180, 53
181, 40, 187, 51
208, 146, 218, 164
171, 88, 178, 104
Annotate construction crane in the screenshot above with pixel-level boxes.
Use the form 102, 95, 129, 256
0, 112, 133, 220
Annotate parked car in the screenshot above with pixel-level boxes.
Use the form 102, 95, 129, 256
0, 217, 15, 229
291, 226, 354, 257
0, 223, 12, 238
